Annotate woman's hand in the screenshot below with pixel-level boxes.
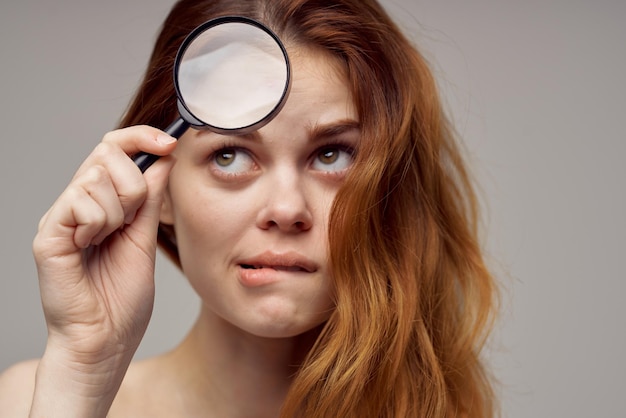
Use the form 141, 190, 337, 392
30, 126, 176, 417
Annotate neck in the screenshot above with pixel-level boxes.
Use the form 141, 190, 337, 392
166, 303, 321, 417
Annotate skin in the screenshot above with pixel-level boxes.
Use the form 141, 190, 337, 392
0, 47, 359, 418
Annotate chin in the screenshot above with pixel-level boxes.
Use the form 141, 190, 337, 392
243, 322, 322, 339
238, 301, 331, 339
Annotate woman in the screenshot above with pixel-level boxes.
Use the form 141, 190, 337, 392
0, 0, 498, 416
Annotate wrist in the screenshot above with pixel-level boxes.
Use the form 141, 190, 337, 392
29, 344, 133, 418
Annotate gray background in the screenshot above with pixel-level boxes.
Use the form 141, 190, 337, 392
1, 1, 624, 417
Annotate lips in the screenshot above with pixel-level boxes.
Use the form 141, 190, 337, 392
237, 251, 317, 274
241, 265, 307, 272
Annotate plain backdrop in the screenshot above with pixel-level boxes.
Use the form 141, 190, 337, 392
1, 1, 624, 417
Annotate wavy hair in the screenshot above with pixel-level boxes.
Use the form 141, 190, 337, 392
119, 0, 498, 416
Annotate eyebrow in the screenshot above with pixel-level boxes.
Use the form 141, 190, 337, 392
308, 119, 360, 141
235, 119, 360, 142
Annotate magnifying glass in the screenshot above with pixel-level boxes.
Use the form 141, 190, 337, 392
133, 16, 291, 172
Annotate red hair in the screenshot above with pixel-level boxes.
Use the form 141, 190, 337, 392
119, 1, 499, 416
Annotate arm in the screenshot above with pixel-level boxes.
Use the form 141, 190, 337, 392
18, 126, 176, 417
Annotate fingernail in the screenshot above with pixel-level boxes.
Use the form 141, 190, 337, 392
156, 133, 176, 145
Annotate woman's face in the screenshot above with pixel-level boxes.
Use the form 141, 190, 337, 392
160, 47, 359, 338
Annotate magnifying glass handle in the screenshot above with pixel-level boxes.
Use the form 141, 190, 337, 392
132, 117, 189, 173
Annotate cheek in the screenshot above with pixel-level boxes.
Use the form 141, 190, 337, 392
172, 196, 247, 305
171, 187, 250, 263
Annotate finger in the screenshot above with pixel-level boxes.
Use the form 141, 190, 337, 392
101, 125, 177, 158
80, 142, 148, 225
124, 155, 175, 244
36, 183, 106, 257
72, 190, 109, 249
74, 126, 176, 178
39, 166, 125, 251
75, 166, 126, 245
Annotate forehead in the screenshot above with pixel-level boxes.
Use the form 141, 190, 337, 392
272, 45, 356, 126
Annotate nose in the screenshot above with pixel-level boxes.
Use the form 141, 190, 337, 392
256, 170, 313, 233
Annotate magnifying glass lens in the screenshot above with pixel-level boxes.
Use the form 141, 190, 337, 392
178, 21, 289, 132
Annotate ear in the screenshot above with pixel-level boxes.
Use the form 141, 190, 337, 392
159, 186, 175, 226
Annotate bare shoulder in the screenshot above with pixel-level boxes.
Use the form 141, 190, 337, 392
109, 356, 177, 417
0, 359, 39, 417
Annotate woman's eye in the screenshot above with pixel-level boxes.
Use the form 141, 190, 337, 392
211, 148, 255, 175
312, 146, 354, 172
